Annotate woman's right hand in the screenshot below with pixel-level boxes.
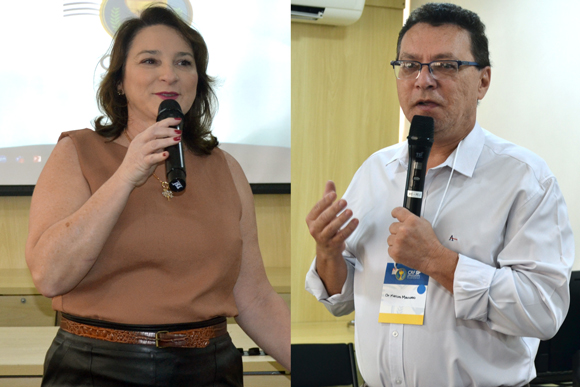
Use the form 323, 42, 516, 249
117, 117, 183, 187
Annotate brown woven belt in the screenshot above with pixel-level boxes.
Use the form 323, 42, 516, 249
60, 316, 227, 348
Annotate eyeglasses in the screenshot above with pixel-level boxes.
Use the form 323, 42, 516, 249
390, 60, 480, 80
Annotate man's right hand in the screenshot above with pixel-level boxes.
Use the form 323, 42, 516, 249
306, 181, 359, 295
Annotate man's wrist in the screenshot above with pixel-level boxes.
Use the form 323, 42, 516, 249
425, 246, 459, 293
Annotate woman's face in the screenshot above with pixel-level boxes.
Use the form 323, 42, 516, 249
121, 24, 198, 128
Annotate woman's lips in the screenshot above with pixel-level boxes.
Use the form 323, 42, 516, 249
156, 92, 179, 100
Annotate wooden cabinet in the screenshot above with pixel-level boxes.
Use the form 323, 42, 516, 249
0, 325, 289, 387
0, 194, 290, 385
0, 268, 290, 385
0, 267, 288, 327
0, 379, 42, 387
0, 269, 56, 327
0, 295, 54, 327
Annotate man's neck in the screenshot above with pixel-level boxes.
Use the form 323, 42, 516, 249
426, 127, 473, 170
426, 142, 458, 170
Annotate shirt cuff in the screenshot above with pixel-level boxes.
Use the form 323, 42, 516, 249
453, 254, 496, 321
305, 256, 355, 315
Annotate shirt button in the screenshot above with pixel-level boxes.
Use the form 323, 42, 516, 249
392, 331, 399, 337
395, 379, 402, 384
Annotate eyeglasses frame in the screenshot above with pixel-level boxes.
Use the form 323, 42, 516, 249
390, 60, 481, 80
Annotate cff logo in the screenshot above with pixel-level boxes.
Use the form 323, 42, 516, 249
100, 0, 193, 36
64, 1, 193, 37
393, 268, 407, 281
405, 269, 422, 280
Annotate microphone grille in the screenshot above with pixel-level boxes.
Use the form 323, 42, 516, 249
158, 99, 183, 115
409, 115, 434, 139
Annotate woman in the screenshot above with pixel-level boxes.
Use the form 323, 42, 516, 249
25, 6, 290, 386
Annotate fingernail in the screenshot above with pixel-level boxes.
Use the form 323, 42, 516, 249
174, 136, 181, 141
174, 129, 182, 134
174, 117, 182, 121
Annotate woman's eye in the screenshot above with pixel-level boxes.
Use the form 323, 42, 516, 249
177, 60, 193, 66
141, 58, 156, 65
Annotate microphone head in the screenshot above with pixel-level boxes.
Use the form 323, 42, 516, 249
157, 99, 184, 121
408, 115, 434, 145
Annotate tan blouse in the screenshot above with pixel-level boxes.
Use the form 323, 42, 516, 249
51, 129, 243, 324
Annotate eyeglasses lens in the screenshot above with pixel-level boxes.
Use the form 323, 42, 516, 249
394, 61, 459, 79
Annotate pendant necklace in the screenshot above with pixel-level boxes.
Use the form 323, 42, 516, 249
123, 130, 173, 201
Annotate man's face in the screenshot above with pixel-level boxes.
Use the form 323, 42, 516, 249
397, 23, 491, 146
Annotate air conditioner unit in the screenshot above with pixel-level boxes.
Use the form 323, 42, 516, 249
291, 0, 366, 26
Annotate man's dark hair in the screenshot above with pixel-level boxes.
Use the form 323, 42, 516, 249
396, 3, 490, 69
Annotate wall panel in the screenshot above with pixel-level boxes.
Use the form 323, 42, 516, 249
291, 3, 404, 323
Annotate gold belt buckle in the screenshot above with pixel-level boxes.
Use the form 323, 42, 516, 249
155, 330, 169, 348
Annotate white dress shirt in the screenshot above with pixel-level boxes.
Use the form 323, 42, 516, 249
305, 123, 574, 387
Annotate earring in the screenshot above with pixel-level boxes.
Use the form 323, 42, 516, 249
117, 89, 124, 96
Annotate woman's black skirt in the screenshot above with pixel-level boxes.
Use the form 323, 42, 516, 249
41, 315, 243, 387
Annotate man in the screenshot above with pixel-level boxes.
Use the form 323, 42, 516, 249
305, 3, 574, 387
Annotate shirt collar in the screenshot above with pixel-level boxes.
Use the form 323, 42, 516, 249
393, 122, 485, 178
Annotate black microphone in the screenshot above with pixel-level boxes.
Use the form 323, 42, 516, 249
157, 99, 186, 192
403, 115, 434, 216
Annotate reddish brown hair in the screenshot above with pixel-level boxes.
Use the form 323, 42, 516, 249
94, 5, 218, 154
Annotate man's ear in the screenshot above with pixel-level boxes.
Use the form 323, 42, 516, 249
477, 66, 491, 101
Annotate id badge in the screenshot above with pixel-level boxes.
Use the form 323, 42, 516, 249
378, 263, 429, 325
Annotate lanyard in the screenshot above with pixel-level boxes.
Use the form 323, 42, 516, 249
430, 139, 462, 228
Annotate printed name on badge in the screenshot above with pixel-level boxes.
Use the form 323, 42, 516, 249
379, 263, 429, 325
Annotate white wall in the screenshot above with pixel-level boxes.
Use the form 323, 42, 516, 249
410, 0, 580, 270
